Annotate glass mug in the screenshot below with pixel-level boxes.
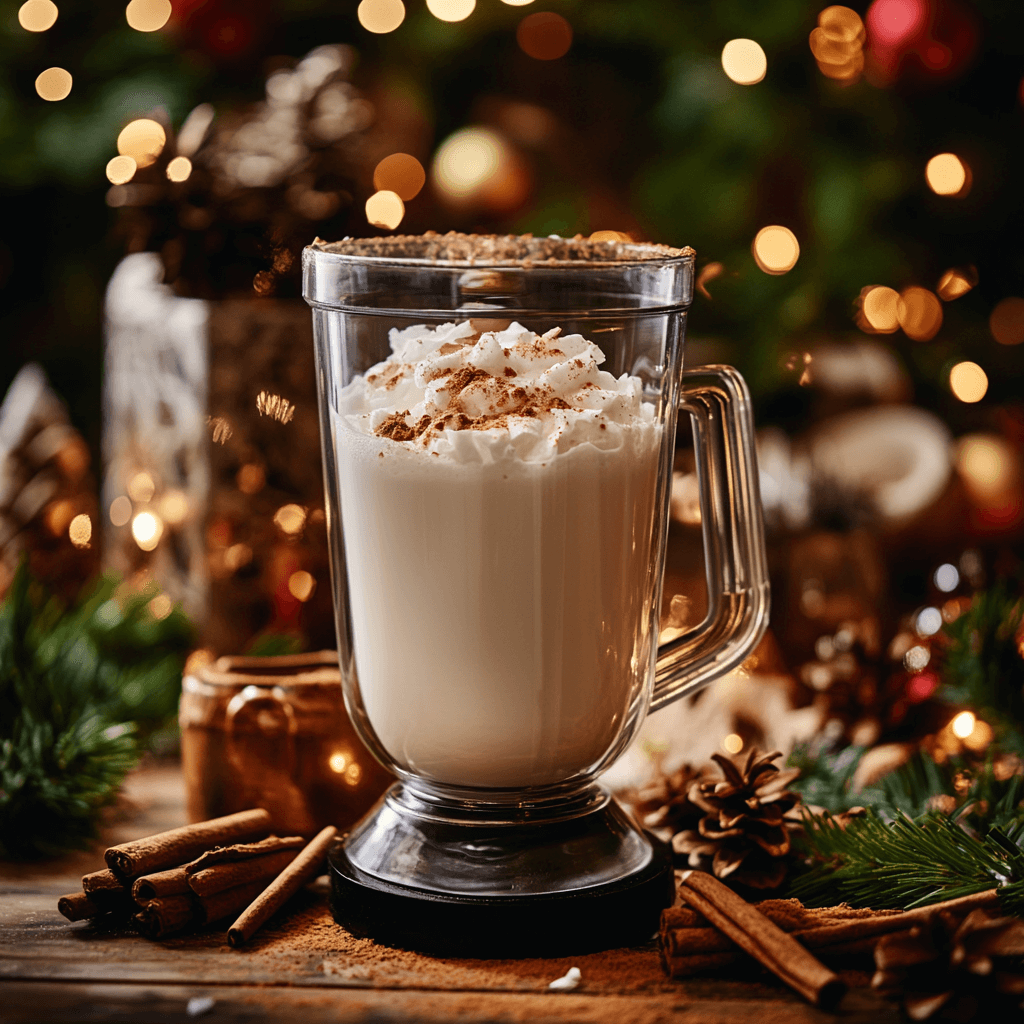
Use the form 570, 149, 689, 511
303, 235, 769, 924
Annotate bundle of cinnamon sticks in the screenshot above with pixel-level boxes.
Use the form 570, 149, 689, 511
57, 809, 337, 946
662, 870, 1000, 1009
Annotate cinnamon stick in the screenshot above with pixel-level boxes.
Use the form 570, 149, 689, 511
133, 867, 190, 902
664, 935, 887, 978
677, 870, 846, 1009
227, 825, 337, 947
200, 879, 269, 925
105, 808, 273, 880
187, 849, 300, 898
133, 894, 199, 939
57, 891, 103, 922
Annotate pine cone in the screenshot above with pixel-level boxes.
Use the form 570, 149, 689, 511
873, 909, 1024, 1020
672, 749, 802, 890
628, 763, 706, 843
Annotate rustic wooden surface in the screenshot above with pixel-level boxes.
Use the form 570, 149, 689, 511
0, 763, 901, 1024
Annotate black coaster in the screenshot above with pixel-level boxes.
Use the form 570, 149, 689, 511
328, 837, 674, 959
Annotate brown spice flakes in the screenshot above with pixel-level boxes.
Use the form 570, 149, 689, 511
444, 367, 489, 398
503, 366, 517, 377
437, 342, 463, 355
373, 411, 430, 442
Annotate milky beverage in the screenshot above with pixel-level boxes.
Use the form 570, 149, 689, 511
332, 319, 662, 788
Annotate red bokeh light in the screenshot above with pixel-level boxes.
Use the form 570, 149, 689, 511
866, 0, 927, 47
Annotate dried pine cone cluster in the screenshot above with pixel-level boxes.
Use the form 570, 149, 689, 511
873, 908, 1024, 1020
628, 749, 802, 891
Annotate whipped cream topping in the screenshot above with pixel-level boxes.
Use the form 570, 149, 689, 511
338, 320, 655, 462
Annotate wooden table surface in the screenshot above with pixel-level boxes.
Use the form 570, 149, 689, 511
0, 763, 901, 1024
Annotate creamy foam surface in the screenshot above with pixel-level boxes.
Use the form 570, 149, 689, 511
333, 321, 662, 788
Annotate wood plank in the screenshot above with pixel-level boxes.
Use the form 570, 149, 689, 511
0, 981, 901, 1024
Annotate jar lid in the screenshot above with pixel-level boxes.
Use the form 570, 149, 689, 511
193, 650, 341, 690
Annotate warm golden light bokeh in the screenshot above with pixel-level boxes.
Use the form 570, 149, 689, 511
949, 361, 988, 403
274, 504, 307, 536
897, 286, 943, 341
109, 495, 133, 527
166, 156, 192, 182
288, 570, 316, 602
925, 153, 968, 196
329, 752, 348, 773
256, 391, 295, 424
18, 0, 58, 32
989, 296, 1024, 346
956, 435, 1013, 498
125, 0, 171, 32
224, 543, 252, 571
936, 265, 978, 301
117, 119, 166, 168
237, 463, 266, 495
105, 155, 137, 185
860, 285, 900, 333
149, 594, 173, 620
517, 11, 573, 60
818, 5, 865, 41
810, 6, 865, 82
35, 67, 72, 101
128, 471, 156, 503
131, 511, 164, 551
501, 0, 534, 4
721, 39, 767, 85
752, 225, 799, 274
365, 190, 405, 230
373, 153, 426, 201
158, 489, 189, 526
951, 711, 976, 740
357, 0, 405, 34
68, 514, 92, 549
589, 230, 631, 242
433, 127, 524, 211
722, 733, 744, 754
426, 0, 475, 22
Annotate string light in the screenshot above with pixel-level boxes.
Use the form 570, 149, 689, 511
329, 752, 348, 773
897, 286, 943, 341
989, 297, 1024, 346
109, 496, 132, 527
752, 225, 799, 274
810, 6, 865, 82
934, 563, 960, 592
274, 504, 307, 536
936, 266, 978, 301
949, 362, 988, 403
951, 711, 976, 740
125, 0, 171, 32
166, 156, 192, 182
288, 570, 316, 602
915, 607, 943, 637
345, 763, 363, 785
117, 119, 166, 168
365, 190, 405, 230
131, 511, 163, 551
68, 514, 92, 549
721, 39, 767, 85
722, 733, 744, 754
517, 11, 572, 60
373, 153, 425, 201
35, 67, 72, 101
357, 0, 405, 34
208, 416, 232, 444
426, 0, 475, 22
956, 435, 1012, 497
106, 155, 137, 185
18, 0, 58, 32
925, 153, 969, 196
859, 285, 900, 333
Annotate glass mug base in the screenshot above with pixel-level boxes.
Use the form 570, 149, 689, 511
329, 782, 674, 957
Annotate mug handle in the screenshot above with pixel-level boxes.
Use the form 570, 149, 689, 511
651, 365, 770, 712
224, 684, 298, 774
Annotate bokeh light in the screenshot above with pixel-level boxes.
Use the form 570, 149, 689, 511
915, 606, 942, 637
925, 153, 969, 196
433, 126, 523, 210
357, 0, 405, 34
131, 511, 163, 551
897, 286, 943, 341
109, 495, 132, 527
237, 463, 265, 495
949, 361, 988, 403
35, 67, 72, 101
365, 190, 405, 230
125, 0, 171, 32
18, 0, 58, 32
867, 0, 927, 47
936, 266, 978, 301
106, 155, 137, 185
373, 153, 426, 200
934, 563, 960, 592
721, 39, 767, 85
426, 0, 475, 22
860, 286, 900, 333
329, 752, 348, 773
117, 119, 166, 168
819, 5, 865, 41
810, 6, 865, 82
989, 297, 1024, 346
274, 504, 307, 536
722, 733, 744, 754
68, 514, 92, 549
502, 0, 534, 4
589, 230, 631, 242
166, 156, 192, 182
128, 471, 155, 503
517, 12, 572, 60
224, 543, 252, 571
158, 489, 189, 525
956, 435, 1013, 497
752, 225, 799, 274
149, 594, 173, 620
951, 711, 976, 740
288, 570, 316, 602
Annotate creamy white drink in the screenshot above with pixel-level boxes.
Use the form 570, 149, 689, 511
333, 319, 662, 789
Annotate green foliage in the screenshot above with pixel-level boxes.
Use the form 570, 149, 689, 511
0, 564, 194, 859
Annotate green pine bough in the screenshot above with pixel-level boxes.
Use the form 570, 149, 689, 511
0, 564, 194, 859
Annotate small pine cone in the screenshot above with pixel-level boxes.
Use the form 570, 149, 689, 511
671, 749, 801, 891
873, 909, 1024, 1020
629, 763, 706, 843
